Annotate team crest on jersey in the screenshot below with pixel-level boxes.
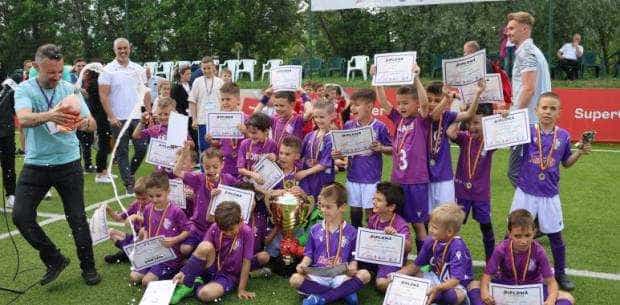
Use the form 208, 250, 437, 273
163, 218, 172, 230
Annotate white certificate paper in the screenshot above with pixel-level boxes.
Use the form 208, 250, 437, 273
270, 65, 302, 92
139, 280, 176, 305
482, 109, 531, 151
209, 185, 254, 223
383, 273, 431, 305
490, 283, 544, 305
146, 138, 182, 169
252, 156, 284, 191
166, 112, 188, 146
459, 73, 504, 104
331, 126, 374, 157
169, 178, 186, 209
442, 49, 487, 86
372, 51, 417, 86
123, 236, 177, 270
355, 228, 405, 267
89, 204, 108, 246
206, 111, 244, 139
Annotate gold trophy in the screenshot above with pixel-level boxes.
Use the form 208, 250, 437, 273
270, 192, 311, 265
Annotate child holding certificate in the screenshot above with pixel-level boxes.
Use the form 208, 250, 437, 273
104, 176, 150, 264
375, 64, 430, 253
298, 101, 336, 200
171, 201, 256, 304
289, 183, 371, 305
237, 112, 278, 183
174, 147, 239, 256
365, 182, 411, 292
129, 172, 190, 288
132, 97, 176, 140
334, 89, 392, 228
447, 106, 496, 261
509, 92, 591, 291
426, 81, 483, 211
468, 209, 575, 305
398, 203, 474, 305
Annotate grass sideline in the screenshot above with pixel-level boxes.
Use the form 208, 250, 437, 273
1, 145, 620, 304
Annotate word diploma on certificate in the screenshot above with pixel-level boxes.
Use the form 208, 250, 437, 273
89, 204, 108, 246
206, 111, 244, 139
123, 236, 177, 270
209, 185, 254, 223
270, 65, 302, 92
146, 138, 182, 169
383, 273, 431, 305
442, 49, 487, 87
169, 178, 187, 209
490, 283, 544, 305
252, 156, 284, 191
372, 51, 417, 86
331, 126, 374, 157
482, 109, 531, 151
354, 228, 405, 267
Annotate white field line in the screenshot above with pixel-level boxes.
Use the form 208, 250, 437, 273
449, 145, 620, 153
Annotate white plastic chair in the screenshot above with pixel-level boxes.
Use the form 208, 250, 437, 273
235, 59, 257, 82
261, 59, 283, 81
159, 61, 174, 80
346, 55, 370, 81
219, 60, 241, 81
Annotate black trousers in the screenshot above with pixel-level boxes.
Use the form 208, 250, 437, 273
12, 160, 95, 271
93, 110, 111, 173
558, 58, 580, 80
77, 131, 94, 167
0, 135, 16, 195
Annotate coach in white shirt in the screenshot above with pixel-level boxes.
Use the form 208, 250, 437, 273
98, 37, 151, 194
557, 33, 584, 80
188, 56, 223, 152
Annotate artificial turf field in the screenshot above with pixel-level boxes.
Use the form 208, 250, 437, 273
1, 144, 619, 305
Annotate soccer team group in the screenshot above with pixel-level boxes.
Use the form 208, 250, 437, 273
97, 47, 593, 305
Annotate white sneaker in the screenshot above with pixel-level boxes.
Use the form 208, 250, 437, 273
95, 175, 113, 184
5, 195, 15, 208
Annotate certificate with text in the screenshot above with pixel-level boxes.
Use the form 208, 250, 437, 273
139, 280, 176, 305
331, 126, 374, 157
89, 204, 109, 246
270, 65, 302, 92
490, 283, 544, 305
372, 52, 417, 86
209, 185, 254, 223
252, 156, 285, 191
206, 111, 244, 139
482, 109, 531, 151
355, 227, 405, 267
459, 73, 504, 104
442, 49, 486, 86
146, 138, 182, 169
383, 273, 430, 305
123, 236, 177, 270
169, 179, 186, 209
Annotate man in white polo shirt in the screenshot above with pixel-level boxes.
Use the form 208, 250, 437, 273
557, 33, 584, 80
188, 56, 223, 152
99, 37, 151, 194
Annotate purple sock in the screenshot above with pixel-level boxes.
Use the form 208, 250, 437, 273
548, 232, 566, 276
416, 239, 424, 254
556, 299, 573, 305
181, 255, 206, 287
320, 277, 364, 303
480, 223, 496, 261
299, 279, 331, 295
468, 288, 483, 305
435, 288, 458, 305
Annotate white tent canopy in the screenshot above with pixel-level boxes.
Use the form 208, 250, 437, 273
311, 0, 504, 11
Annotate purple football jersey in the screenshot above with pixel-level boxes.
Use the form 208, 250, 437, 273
304, 221, 357, 268
388, 109, 430, 184
344, 119, 392, 184
485, 239, 554, 285
453, 131, 495, 202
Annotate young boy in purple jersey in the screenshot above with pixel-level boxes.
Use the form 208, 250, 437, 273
375, 64, 430, 253
129, 172, 190, 288
170, 201, 256, 304
468, 209, 575, 305
398, 203, 474, 305
332, 89, 392, 228
104, 176, 150, 264
174, 146, 239, 256
509, 92, 591, 291
131, 97, 176, 140
297, 101, 336, 200
426, 81, 483, 211
237, 112, 278, 184
255, 88, 305, 147
205, 82, 247, 178
289, 183, 371, 305
447, 104, 496, 261
365, 182, 411, 292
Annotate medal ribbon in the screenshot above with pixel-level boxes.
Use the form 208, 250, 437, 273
432, 238, 454, 276
536, 124, 558, 172
148, 204, 170, 238
428, 114, 444, 159
276, 115, 296, 146
467, 135, 484, 183
324, 221, 344, 267
396, 119, 414, 152
509, 240, 532, 285
217, 231, 238, 271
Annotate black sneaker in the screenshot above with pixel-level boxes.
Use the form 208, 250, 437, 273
556, 274, 575, 291
104, 250, 129, 264
84, 165, 97, 173
40, 257, 70, 285
82, 269, 101, 286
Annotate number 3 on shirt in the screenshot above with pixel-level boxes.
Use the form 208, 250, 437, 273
398, 149, 408, 171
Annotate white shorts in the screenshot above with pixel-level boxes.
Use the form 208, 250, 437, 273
346, 181, 377, 209
428, 180, 455, 212
422, 272, 469, 305
510, 187, 564, 234
307, 274, 350, 288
